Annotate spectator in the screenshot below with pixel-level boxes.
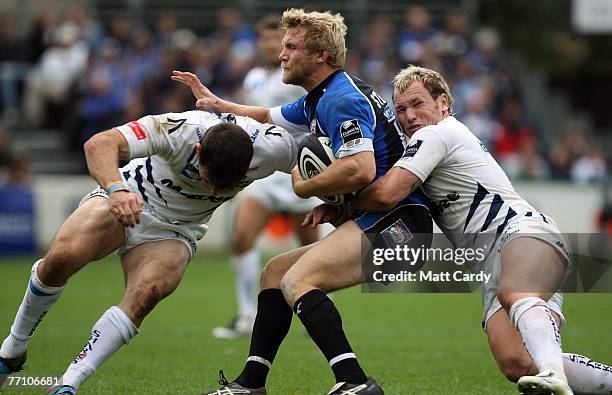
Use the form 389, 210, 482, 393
22, 22, 89, 128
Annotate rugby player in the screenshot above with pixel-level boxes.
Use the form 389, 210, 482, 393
0, 109, 298, 394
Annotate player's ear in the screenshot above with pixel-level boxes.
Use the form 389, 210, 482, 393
196, 142, 202, 157
438, 93, 450, 114
316, 49, 329, 64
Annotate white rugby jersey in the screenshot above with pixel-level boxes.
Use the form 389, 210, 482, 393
243, 66, 306, 107
394, 116, 536, 248
115, 111, 297, 224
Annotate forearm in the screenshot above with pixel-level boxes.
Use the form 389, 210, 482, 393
350, 167, 420, 212
216, 100, 272, 124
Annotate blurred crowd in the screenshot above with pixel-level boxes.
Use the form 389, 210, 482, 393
0, 4, 607, 184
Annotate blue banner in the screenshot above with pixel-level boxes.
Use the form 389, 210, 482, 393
0, 186, 36, 254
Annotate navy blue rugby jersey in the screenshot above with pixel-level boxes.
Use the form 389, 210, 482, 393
269, 69, 427, 207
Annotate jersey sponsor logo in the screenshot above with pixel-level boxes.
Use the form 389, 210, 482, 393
250, 128, 260, 143
381, 219, 413, 247
128, 121, 147, 140
403, 139, 423, 158
339, 119, 363, 143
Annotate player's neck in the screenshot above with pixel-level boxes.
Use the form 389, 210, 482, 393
304, 66, 341, 92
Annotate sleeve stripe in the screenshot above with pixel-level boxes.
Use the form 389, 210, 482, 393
344, 73, 376, 129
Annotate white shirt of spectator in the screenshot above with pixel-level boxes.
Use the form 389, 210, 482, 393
243, 66, 306, 108
116, 111, 297, 224
394, 116, 536, 248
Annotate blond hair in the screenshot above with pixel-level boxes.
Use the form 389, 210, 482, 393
393, 66, 454, 113
281, 8, 347, 69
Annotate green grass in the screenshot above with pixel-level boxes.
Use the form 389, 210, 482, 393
1, 253, 610, 394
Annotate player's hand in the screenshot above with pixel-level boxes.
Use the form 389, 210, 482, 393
108, 190, 143, 228
302, 204, 340, 228
171, 71, 221, 113
291, 166, 311, 198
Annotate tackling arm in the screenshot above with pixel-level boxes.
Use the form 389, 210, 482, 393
350, 166, 421, 212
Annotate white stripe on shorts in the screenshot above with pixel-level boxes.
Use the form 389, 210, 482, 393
329, 352, 356, 367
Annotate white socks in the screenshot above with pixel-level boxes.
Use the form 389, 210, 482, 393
60, 306, 138, 389
564, 353, 612, 394
0, 260, 65, 359
231, 249, 260, 319
510, 297, 566, 382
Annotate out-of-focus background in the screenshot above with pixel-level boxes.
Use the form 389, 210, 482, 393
0, 0, 610, 254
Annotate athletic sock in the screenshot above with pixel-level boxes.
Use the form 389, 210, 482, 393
235, 289, 293, 388
510, 297, 566, 382
294, 289, 367, 384
230, 249, 260, 320
60, 306, 138, 389
0, 260, 65, 359
563, 353, 612, 394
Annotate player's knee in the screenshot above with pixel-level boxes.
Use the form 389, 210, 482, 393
496, 292, 516, 314
43, 244, 81, 281
279, 271, 299, 306
498, 355, 535, 382
260, 256, 288, 289
128, 281, 169, 319
231, 232, 255, 255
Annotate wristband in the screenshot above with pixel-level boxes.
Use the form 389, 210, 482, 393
106, 183, 129, 194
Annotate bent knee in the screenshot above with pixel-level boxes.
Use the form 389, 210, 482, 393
231, 232, 256, 255
260, 256, 290, 289
498, 356, 536, 382
42, 245, 82, 281
127, 281, 172, 319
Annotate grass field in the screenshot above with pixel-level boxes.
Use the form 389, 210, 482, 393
1, 252, 610, 394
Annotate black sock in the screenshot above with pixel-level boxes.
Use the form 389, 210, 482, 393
294, 289, 367, 384
235, 289, 292, 388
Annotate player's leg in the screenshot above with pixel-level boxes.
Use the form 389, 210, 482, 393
0, 197, 124, 382
280, 220, 369, 387
281, 204, 431, 394
220, 244, 315, 393
56, 239, 190, 391
213, 195, 272, 339
496, 236, 572, 394
488, 304, 612, 394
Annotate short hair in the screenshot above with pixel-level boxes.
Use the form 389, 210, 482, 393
393, 66, 455, 114
198, 122, 253, 192
255, 14, 281, 36
281, 8, 347, 69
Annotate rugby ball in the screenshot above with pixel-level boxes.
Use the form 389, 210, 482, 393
297, 134, 354, 205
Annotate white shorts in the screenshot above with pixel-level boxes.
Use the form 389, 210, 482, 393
239, 171, 321, 213
481, 212, 571, 330
80, 187, 207, 258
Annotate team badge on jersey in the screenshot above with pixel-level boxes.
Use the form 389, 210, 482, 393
310, 119, 318, 134
381, 219, 413, 247
403, 139, 423, 158
339, 119, 363, 143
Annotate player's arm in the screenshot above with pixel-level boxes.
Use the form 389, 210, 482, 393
83, 129, 143, 227
292, 151, 376, 198
171, 71, 272, 123
351, 128, 447, 212
350, 167, 421, 211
